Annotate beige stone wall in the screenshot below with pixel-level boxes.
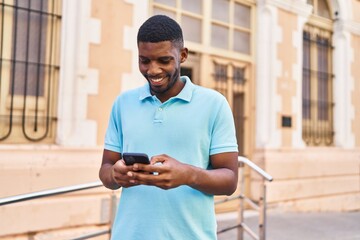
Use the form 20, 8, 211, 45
0, 147, 102, 195
252, 148, 360, 212
276, 9, 298, 148
353, 0, 360, 22
352, 34, 360, 147
87, 0, 133, 145
0, 147, 116, 239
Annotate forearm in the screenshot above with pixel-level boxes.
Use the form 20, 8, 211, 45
187, 166, 238, 196
99, 163, 121, 190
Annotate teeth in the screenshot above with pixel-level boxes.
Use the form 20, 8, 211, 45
151, 78, 163, 83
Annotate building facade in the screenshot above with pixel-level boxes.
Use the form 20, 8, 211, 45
0, 0, 359, 238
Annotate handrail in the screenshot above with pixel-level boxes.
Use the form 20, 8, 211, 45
238, 156, 273, 182
0, 181, 103, 206
69, 229, 110, 240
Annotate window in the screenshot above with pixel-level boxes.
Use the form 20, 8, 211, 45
0, 0, 61, 143
233, 66, 246, 85
151, 0, 252, 53
302, 0, 333, 146
211, 0, 251, 54
213, 62, 247, 97
213, 62, 227, 96
152, 0, 203, 43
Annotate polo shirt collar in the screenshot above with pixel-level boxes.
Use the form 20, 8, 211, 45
139, 76, 194, 102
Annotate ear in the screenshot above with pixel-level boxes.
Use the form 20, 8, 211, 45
180, 47, 188, 63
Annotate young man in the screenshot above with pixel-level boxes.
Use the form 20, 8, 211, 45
99, 15, 238, 239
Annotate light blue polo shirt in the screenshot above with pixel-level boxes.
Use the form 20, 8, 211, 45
104, 76, 238, 240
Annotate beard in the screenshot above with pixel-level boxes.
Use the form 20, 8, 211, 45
146, 68, 180, 95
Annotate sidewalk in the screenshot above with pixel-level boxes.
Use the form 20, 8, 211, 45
217, 210, 360, 240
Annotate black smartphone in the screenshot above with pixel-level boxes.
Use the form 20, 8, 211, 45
122, 153, 150, 166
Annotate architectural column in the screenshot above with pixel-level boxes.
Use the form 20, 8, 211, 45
331, 0, 359, 148
333, 18, 360, 148
255, 2, 279, 148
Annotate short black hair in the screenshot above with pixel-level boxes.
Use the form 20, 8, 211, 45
137, 15, 184, 48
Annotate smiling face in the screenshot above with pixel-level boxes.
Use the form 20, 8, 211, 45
138, 41, 188, 102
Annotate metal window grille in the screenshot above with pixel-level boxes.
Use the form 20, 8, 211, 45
233, 66, 246, 85
302, 25, 334, 146
213, 63, 227, 96
214, 63, 227, 82
0, 0, 61, 142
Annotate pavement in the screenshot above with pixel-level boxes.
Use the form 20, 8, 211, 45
216, 210, 360, 240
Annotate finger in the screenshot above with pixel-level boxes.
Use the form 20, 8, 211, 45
122, 181, 139, 188
134, 162, 164, 174
128, 170, 160, 184
150, 155, 167, 165
114, 160, 124, 173
114, 160, 133, 174
119, 159, 127, 166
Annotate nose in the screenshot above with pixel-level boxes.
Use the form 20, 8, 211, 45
147, 61, 162, 76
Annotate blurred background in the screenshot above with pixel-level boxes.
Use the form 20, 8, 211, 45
0, 0, 359, 239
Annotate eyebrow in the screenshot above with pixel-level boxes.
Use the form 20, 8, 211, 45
138, 56, 174, 61
158, 56, 173, 61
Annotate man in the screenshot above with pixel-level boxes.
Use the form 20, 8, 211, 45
99, 15, 238, 239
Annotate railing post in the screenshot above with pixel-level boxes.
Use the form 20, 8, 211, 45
259, 182, 267, 240
237, 161, 245, 240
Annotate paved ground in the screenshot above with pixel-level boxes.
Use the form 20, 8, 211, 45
216, 210, 360, 240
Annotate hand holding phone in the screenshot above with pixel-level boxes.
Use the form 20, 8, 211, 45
122, 153, 150, 166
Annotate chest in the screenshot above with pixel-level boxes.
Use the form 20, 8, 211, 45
121, 100, 214, 152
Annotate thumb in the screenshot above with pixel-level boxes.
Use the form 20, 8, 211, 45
150, 155, 166, 165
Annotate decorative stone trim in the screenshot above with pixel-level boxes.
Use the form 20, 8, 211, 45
122, 0, 149, 92
57, 0, 101, 147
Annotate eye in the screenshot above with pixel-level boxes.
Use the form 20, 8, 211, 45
139, 57, 150, 64
158, 57, 172, 64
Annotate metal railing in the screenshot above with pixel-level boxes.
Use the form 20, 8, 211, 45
216, 156, 273, 240
0, 156, 272, 240
0, 181, 103, 206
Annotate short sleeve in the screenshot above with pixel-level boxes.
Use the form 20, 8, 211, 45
104, 97, 123, 153
209, 98, 238, 155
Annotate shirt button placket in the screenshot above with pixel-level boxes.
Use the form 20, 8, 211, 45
154, 106, 164, 123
